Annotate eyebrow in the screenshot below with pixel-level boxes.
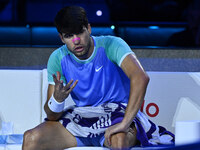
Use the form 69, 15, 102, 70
62, 27, 86, 36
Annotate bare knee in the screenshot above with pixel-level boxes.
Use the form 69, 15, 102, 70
23, 129, 41, 150
111, 132, 128, 149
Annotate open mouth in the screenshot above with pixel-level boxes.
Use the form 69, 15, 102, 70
74, 46, 84, 52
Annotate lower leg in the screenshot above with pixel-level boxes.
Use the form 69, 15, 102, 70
111, 132, 129, 149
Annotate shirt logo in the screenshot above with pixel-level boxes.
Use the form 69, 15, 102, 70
95, 66, 103, 72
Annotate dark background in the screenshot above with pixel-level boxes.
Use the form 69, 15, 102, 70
0, 0, 200, 71
0, 0, 194, 26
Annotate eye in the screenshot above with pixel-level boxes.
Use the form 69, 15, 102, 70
77, 28, 85, 35
64, 34, 73, 38
79, 29, 84, 34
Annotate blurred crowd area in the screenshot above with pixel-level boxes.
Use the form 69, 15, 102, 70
0, 0, 200, 47
0, 0, 197, 24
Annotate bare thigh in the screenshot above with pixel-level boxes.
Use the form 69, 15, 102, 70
23, 121, 77, 150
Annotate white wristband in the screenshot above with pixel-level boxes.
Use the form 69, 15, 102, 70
48, 95, 65, 113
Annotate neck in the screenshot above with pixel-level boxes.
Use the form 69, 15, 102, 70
79, 36, 94, 60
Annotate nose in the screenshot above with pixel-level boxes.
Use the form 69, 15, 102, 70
72, 35, 80, 44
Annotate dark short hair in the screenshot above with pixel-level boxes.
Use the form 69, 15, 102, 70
54, 6, 88, 34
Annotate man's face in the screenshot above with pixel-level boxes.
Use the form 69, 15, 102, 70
60, 24, 93, 60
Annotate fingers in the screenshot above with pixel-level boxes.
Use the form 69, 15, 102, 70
52, 72, 78, 101
63, 80, 78, 93
104, 123, 128, 147
56, 71, 61, 81
52, 72, 78, 90
63, 79, 74, 90
105, 129, 112, 146
53, 74, 57, 83
52, 72, 62, 82
107, 134, 111, 146
53, 73, 64, 92
70, 80, 78, 91
53, 72, 77, 89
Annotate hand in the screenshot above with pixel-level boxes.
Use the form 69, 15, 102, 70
104, 122, 129, 146
53, 71, 78, 102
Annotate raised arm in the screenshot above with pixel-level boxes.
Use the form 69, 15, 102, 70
44, 71, 78, 121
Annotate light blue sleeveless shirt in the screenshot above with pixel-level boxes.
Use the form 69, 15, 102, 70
47, 36, 135, 106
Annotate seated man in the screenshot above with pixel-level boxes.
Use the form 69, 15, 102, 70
22, 6, 174, 150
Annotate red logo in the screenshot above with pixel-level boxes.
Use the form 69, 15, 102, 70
140, 100, 159, 117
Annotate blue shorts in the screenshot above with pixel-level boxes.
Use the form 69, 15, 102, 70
75, 133, 105, 147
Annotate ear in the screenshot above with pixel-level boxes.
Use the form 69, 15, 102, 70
87, 24, 92, 34
59, 33, 65, 43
